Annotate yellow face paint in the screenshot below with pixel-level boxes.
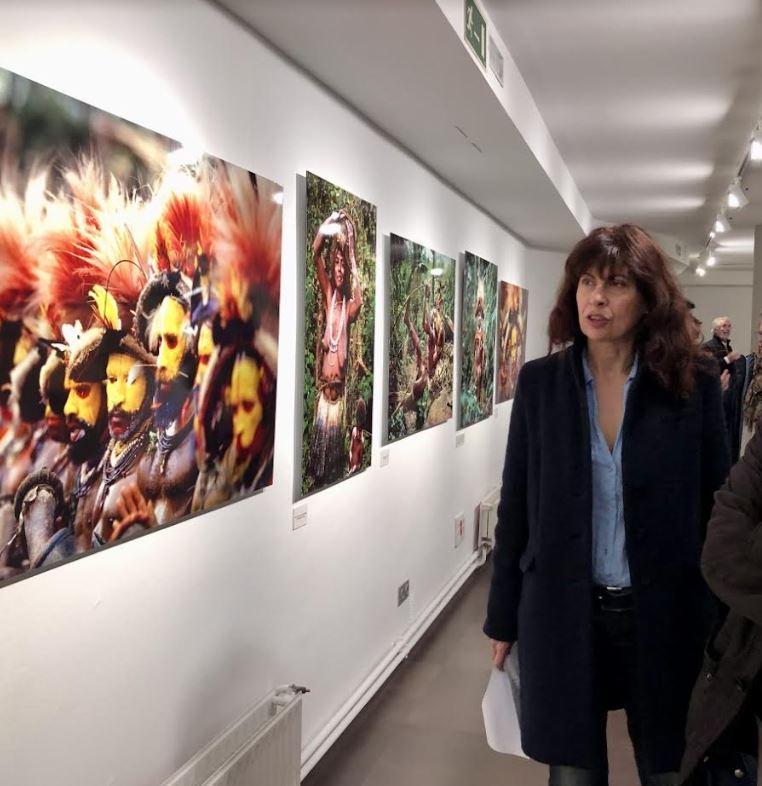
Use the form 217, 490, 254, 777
63, 374, 103, 427
13, 332, 33, 366
194, 323, 214, 388
105, 353, 147, 414
230, 356, 263, 451
155, 297, 187, 385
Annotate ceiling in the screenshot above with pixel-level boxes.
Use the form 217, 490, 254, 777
481, 0, 762, 272
214, 0, 762, 272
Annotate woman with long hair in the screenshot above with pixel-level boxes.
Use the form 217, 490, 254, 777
484, 225, 729, 786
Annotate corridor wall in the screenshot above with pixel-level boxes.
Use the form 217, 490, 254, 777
0, 2, 566, 784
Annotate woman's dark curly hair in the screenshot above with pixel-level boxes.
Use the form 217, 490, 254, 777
548, 224, 698, 397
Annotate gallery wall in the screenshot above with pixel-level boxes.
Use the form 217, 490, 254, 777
0, 2, 566, 784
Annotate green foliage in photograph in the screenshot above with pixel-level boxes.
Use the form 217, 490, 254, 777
302, 172, 376, 498
387, 234, 455, 443
459, 252, 497, 428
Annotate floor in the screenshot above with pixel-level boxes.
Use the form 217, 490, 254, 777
303, 563, 642, 786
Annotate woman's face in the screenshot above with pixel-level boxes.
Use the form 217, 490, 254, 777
576, 266, 646, 346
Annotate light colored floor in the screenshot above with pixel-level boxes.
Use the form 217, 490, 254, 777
303, 564, 643, 786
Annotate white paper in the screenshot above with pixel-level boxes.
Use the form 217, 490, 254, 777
481, 645, 527, 757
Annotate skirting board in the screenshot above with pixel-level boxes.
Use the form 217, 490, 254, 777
300, 551, 482, 779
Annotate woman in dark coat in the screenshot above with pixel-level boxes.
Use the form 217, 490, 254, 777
679, 424, 762, 784
484, 224, 729, 786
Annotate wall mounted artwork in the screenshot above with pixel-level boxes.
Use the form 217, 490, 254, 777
496, 281, 528, 403
301, 172, 376, 498
0, 67, 282, 587
387, 234, 455, 443
459, 252, 497, 428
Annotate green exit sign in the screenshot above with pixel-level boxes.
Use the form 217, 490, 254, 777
464, 0, 487, 67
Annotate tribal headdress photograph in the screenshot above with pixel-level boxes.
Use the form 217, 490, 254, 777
0, 66, 282, 588
301, 172, 376, 498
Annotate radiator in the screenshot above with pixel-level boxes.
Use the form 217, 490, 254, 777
478, 486, 501, 558
162, 685, 306, 786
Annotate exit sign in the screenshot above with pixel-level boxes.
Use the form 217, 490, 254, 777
464, 0, 487, 67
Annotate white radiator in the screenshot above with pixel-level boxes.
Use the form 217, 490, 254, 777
162, 685, 306, 786
478, 486, 501, 559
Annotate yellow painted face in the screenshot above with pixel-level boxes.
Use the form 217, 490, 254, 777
230, 356, 263, 451
194, 323, 214, 388
156, 297, 188, 384
13, 332, 33, 366
105, 353, 147, 414
63, 374, 103, 427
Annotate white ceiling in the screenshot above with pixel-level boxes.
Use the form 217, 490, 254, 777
484, 0, 762, 271
214, 0, 762, 271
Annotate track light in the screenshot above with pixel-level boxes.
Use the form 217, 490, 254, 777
714, 213, 731, 233
695, 266, 706, 277
727, 178, 748, 209
751, 130, 762, 161
706, 254, 716, 267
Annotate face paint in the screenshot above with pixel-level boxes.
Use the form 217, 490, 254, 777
194, 323, 214, 389
156, 297, 188, 385
12, 332, 33, 367
63, 376, 102, 428
230, 356, 263, 453
106, 354, 148, 415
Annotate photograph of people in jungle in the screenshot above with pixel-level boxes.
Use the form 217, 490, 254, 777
387, 234, 454, 443
0, 66, 282, 587
459, 252, 497, 428
302, 172, 375, 497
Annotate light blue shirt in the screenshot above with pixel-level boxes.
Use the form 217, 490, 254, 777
582, 351, 639, 588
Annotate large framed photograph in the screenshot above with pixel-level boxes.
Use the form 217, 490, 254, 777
301, 172, 376, 498
497, 281, 528, 403
459, 252, 497, 428
387, 234, 455, 443
0, 67, 282, 587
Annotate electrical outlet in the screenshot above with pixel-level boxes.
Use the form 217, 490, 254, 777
454, 512, 465, 547
397, 579, 410, 607
380, 449, 390, 468
292, 506, 308, 530
455, 432, 465, 448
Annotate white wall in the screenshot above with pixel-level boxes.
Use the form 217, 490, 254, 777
682, 284, 754, 354
0, 3, 565, 784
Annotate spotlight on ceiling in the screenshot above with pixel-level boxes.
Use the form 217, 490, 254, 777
706, 254, 716, 267
727, 178, 749, 209
751, 130, 762, 162
714, 213, 731, 233
695, 266, 706, 277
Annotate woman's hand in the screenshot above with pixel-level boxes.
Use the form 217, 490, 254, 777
490, 639, 513, 670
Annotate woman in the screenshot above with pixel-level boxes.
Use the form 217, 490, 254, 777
679, 422, 762, 784
484, 225, 729, 786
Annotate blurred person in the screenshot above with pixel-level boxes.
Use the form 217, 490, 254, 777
484, 225, 729, 786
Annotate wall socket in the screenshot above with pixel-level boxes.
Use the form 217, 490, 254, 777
454, 512, 465, 547
397, 579, 410, 607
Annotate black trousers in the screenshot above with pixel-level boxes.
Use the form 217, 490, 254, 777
548, 602, 678, 786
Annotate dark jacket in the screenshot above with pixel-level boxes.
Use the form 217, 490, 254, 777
703, 335, 732, 367
484, 343, 729, 771
680, 425, 762, 782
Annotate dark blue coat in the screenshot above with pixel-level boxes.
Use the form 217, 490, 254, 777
484, 343, 730, 771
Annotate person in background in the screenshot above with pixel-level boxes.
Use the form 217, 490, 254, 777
742, 316, 762, 435
704, 316, 745, 462
679, 421, 762, 784
485, 224, 729, 786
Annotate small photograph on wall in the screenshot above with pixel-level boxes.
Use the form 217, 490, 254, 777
459, 252, 497, 428
302, 172, 376, 498
496, 281, 529, 403
387, 234, 455, 443
0, 67, 282, 588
